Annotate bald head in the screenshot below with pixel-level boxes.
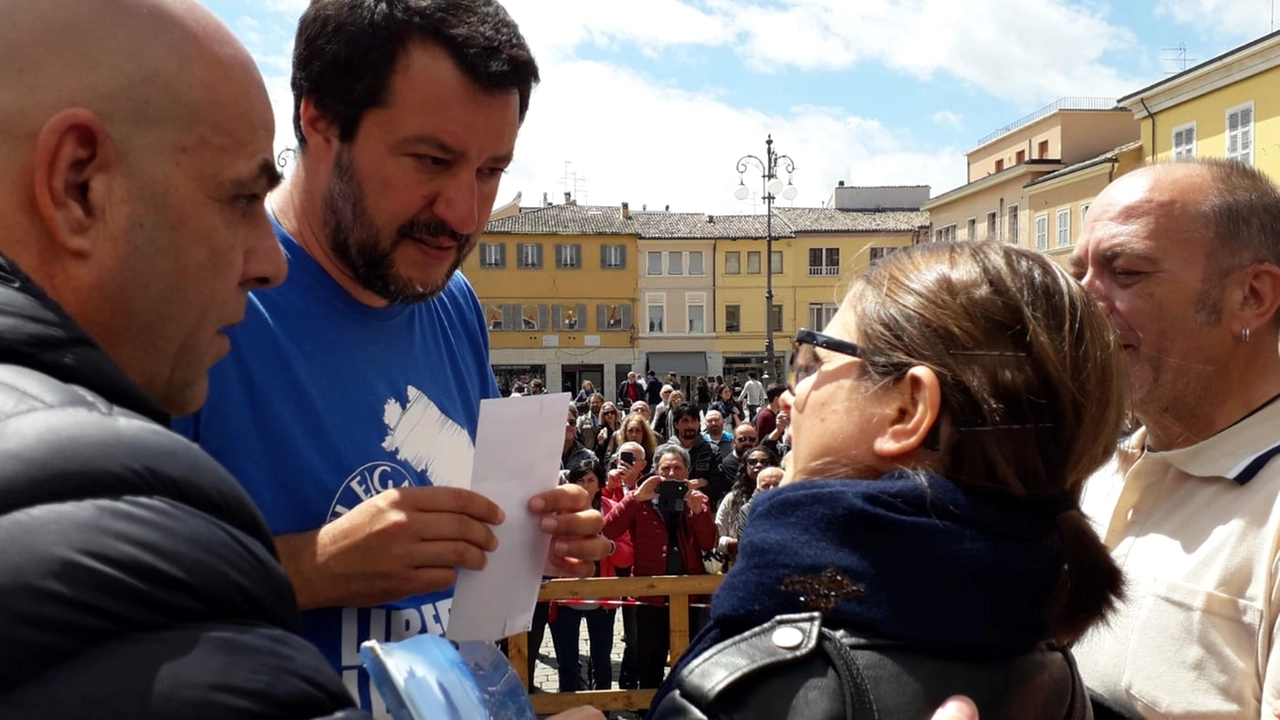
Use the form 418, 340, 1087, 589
0, 0, 285, 415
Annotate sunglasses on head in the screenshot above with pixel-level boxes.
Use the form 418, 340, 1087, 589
603, 410, 617, 415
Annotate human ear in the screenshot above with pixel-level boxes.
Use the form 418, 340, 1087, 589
298, 96, 341, 154
873, 366, 942, 458
31, 109, 114, 256
1235, 263, 1280, 336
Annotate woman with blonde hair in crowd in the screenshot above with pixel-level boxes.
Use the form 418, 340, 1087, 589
606, 411, 659, 467
651, 241, 1128, 719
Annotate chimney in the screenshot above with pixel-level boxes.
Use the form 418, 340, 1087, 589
563, 191, 572, 205
838, 180, 846, 187
705, 214, 715, 223
621, 201, 630, 219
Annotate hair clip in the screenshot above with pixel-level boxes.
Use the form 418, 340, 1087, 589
958, 423, 1055, 432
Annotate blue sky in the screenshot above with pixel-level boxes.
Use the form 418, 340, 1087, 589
206, 0, 1278, 213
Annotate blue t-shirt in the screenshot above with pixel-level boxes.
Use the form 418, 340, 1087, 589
174, 218, 498, 716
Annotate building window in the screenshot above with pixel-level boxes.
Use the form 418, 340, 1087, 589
689, 251, 705, 275
555, 243, 581, 269
869, 246, 900, 265
553, 304, 584, 331
687, 292, 706, 333
808, 247, 841, 276
668, 251, 684, 276
1038, 140, 1050, 159
747, 251, 762, 274
1015, 149, 1026, 164
1080, 203, 1091, 224
933, 224, 956, 243
485, 303, 507, 331
602, 245, 626, 269
808, 302, 838, 331
1007, 205, 1020, 243
517, 243, 543, 269
725, 251, 741, 275
647, 251, 663, 276
1034, 213, 1049, 251
725, 304, 741, 333
598, 303, 632, 331
1172, 122, 1196, 160
520, 304, 544, 331
770, 250, 783, 274
995, 159, 1004, 172
770, 304, 784, 333
986, 211, 997, 240
646, 293, 665, 333
1226, 103, 1254, 165
479, 243, 505, 269
1056, 208, 1071, 248
967, 217, 977, 241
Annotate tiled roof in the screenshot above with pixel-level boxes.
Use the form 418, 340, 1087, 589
1024, 140, 1143, 187
482, 204, 928, 237
633, 212, 789, 240
483, 204, 637, 235
774, 207, 930, 233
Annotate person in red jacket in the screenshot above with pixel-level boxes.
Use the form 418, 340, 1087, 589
549, 460, 634, 692
603, 443, 717, 690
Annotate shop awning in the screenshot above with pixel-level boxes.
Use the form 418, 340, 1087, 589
647, 351, 709, 376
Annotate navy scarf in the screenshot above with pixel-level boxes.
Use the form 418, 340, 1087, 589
654, 471, 1064, 707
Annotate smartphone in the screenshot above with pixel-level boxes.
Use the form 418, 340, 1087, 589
620, 450, 635, 465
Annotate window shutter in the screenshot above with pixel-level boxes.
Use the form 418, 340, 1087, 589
503, 304, 517, 330
498, 243, 506, 269
600, 247, 608, 269
573, 244, 582, 268
554, 244, 563, 269
539, 305, 549, 330
621, 304, 633, 330
536, 244, 544, 269
577, 304, 587, 331
619, 246, 627, 269
597, 303, 607, 331
552, 305, 562, 330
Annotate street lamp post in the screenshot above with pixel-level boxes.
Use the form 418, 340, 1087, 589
735, 135, 796, 383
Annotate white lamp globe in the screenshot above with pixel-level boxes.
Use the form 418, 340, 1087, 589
734, 184, 750, 201
782, 184, 798, 200
767, 178, 784, 195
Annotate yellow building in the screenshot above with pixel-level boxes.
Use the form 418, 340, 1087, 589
715, 201, 928, 382
467, 203, 639, 396
923, 99, 1139, 249
1120, 29, 1280, 178
1021, 140, 1144, 266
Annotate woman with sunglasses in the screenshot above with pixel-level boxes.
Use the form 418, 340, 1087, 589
594, 401, 622, 461
714, 445, 779, 564
650, 241, 1127, 719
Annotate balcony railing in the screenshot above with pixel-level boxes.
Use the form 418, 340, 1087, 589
974, 97, 1118, 147
808, 266, 841, 276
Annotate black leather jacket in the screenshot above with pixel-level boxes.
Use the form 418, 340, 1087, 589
0, 257, 365, 719
654, 612, 1092, 720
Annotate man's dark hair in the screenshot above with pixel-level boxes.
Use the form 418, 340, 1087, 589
672, 403, 700, 426
291, 0, 540, 150
747, 371, 757, 380
647, 370, 656, 377
766, 384, 787, 403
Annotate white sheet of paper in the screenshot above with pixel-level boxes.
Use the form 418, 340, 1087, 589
446, 392, 571, 642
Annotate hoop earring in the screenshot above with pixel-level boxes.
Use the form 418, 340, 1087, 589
1242, 326, 1251, 344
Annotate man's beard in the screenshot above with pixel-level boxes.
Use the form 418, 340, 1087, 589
322, 149, 472, 304
680, 429, 698, 442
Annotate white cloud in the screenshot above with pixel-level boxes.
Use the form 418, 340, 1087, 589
1156, 0, 1275, 39
932, 111, 965, 132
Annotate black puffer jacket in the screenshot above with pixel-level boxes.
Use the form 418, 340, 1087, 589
0, 256, 365, 719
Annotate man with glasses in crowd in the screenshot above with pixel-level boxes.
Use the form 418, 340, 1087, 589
719, 423, 759, 491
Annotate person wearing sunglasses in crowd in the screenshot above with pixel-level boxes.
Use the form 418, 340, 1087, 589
715, 445, 780, 564
593, 401, 622, 461
650, 241, 1127, 719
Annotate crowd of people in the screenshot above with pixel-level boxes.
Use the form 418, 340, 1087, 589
537, 375, 792, 695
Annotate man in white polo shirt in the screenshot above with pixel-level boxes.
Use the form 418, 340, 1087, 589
1070, 158, 1280, 718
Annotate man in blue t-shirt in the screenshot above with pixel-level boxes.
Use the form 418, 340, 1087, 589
175, 3, 607, 716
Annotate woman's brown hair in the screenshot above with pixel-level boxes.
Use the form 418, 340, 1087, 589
844, 240, 1126, 645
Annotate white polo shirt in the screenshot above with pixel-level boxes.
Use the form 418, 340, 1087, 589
1075, 398, 1280, 719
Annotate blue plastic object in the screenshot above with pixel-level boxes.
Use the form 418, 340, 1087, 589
360, 634, 536, 720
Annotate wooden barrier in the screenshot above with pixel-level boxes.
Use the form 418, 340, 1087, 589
506, 574, 725, 715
